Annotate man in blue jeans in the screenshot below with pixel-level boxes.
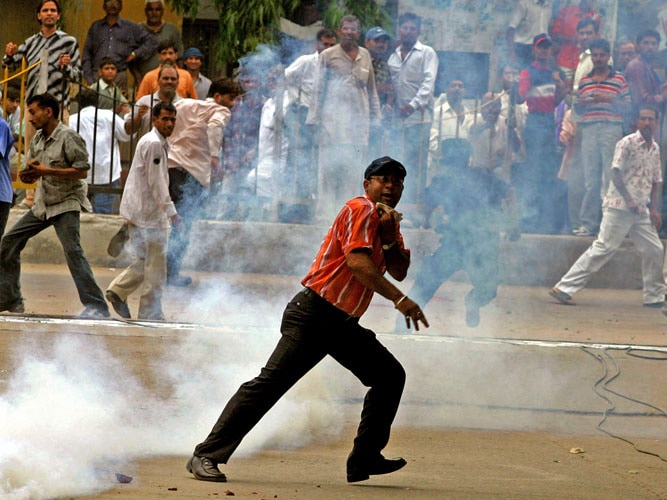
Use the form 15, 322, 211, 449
0, 93, 109, 317
572, 38, 630, 236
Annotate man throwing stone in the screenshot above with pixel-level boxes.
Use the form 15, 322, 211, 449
187, 156, 428, 483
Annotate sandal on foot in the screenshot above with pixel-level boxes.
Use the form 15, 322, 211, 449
549, 287, 575, 306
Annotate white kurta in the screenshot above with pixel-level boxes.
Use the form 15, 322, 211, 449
120, 127, 176, 228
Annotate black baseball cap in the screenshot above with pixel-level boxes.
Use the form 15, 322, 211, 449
533, 33, 552, 47
364, 156, 407, 179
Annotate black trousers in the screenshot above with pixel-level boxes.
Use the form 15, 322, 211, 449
0, 201, 10, 238
194, 287, 406, 465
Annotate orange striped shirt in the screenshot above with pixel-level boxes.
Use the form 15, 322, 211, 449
302, 194, 407, 317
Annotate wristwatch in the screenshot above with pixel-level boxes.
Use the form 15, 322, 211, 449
382, 240, 396, 251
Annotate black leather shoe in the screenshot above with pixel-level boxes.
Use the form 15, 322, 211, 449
106, 290, 131, 318
186, 455, 227, 482
347, 456, 407, 483
167, 274, 192, 287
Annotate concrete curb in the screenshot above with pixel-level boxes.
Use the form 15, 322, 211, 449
5, 210, 647, 289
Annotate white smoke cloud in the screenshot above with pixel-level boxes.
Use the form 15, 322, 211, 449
0, 336, 149, 498
0, 318, 344, 499
3, 298, 665, 500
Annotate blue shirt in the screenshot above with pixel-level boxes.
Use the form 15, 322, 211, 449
82, 17, 157, 83
0, 118, 14, 204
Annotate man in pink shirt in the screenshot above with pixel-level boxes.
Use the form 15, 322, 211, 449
165, 78, 237, 286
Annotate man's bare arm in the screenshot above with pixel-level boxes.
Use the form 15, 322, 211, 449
346, 250, 428, 330
376, 203, 410, 280
650, 181, 663, 230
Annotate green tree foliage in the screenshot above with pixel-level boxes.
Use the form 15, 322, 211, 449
320, 0, 390, 36
165, 0, 391, 64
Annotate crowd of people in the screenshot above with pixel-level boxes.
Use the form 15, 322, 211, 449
2, 1, 666, 231
0, 0, 228, 319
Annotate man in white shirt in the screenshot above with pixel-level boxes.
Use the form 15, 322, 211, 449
469, 92, 512, 182
69, 88, 131, 214
506, 0, 553, 69
498, 62, 528, 167
285, 28, 337, 113
428, 78, 474, 181
105, 102, 179, 320
387, 11, 438, 204
550, 105, 666, 308
307, 15, 380, 220
249, 66, 289, 214
166, 78, 236, 287
285, 28, 336, 207
572, 18, 601, 93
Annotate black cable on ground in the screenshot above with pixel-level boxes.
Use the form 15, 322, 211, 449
582, 346, 667, 463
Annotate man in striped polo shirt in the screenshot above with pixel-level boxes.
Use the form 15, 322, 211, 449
573, 38, 630, 236
3, 0, 81, 209
3, 0, 79, 126
187, 156, 429, 484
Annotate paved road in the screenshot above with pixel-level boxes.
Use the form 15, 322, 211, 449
1, 264, 667, 499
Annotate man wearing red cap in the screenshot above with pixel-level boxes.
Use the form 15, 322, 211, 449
516, 34, 568, 234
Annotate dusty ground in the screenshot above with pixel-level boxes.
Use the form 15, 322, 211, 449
2, 264, 667, 499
